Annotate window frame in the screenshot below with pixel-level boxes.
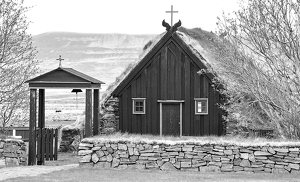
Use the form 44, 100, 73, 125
132, 98, 146, 114
194, 98, 208, 115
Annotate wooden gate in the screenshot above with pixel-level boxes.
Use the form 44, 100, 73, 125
36, 128, 59, 165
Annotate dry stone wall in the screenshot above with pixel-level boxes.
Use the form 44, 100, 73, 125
78, 140, 300, 173
0, 139, 27, 167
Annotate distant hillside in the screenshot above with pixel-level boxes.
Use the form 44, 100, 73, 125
33, 32, 156, 91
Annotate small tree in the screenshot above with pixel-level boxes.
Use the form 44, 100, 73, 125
214, 0, 300, 139
0, 0, 38, 132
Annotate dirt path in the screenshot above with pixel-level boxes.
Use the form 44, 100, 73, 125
0, 164, 78, 181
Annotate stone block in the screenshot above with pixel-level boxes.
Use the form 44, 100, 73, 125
255, 156, 268, 160
254, 151, 272, 156
239, 149, 253, 153
133, 148, 139, 155
200, 165, 220, 172
233, 158, 242, 166
79, 143, 94, 148
91, 147, 101, 151
274, 164, 284, 169
106, 154, 113, 162
157, 160, 164, 167
96, 150, 105, 158
182, 147, 193, 152
111, 144, 118, 150
267, 147, 275, 154
92, 153, 99, 163
160, 162, 177, 171
99, 156, 107, 162
289, 148, 299, 152
140, 153, 158, 157
248, 154, 255, 162
284, 165, 291, 172
210, 151, 224, 156
212, 156, 220, 162
112, 158, 120, 168
233, 166, 244, 171
289, 163, 299, 170
105, 143, 111, 148
174, 162, 181, 169
78, 150, 93, 156
181, 161, 192, 168
128, 148, 134, 156
224, 150, 233, 155
244, 167, 263, 172
276, 161, 288, 165
79, 154, 91, 163
273, 148, 289, 153
203, 154, 212, 161
165, 147, 182, 152
107, 147, 114, 154
265, 163, 274, 168
261, 160, 275, 164
177, 158, 191, 162
127, 143, 136, 148
221, 157, 230, 162
240, 159, 250, 167
170, 158, 176, 163
129, 155, 138, 162
95, 143, 104, 147
118, 144, 127, 150
226, 146, 239, 150
240, 153, 249, 159
208, 161, 222, 167
78, 146, 90, 150
214, 146, 225, 150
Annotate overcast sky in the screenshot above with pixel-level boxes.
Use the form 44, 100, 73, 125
24, 0, 239, 35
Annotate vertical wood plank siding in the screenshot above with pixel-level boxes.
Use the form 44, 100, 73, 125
117, 36, 224, 136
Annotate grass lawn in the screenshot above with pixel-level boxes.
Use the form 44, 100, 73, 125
4, 167, 300, 182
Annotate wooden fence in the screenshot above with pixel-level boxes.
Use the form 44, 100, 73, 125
36, 128, 58, 164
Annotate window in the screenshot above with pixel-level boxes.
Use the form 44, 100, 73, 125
132, 98, 146, 114
195, 98, 208, 115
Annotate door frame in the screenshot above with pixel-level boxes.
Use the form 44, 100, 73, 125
158, 100, 184, 137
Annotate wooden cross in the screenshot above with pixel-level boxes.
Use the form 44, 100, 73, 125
166, 5, 178, 27
56, 55, 64, 67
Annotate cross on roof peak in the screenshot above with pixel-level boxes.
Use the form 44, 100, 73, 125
165, 5, 178, 26
56, 55, 64, 67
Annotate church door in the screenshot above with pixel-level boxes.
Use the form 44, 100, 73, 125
162, 103, 180, 136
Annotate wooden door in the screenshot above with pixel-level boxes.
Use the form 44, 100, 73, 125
162, 104, 180, 136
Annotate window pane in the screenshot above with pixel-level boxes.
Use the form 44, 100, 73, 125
196, 99, 208, 114
197, 102, 202, 112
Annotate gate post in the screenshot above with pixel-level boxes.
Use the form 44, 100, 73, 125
93, 89, 99, 136
37, 89, 45, 165
85, 89, 92, 137
28, 89, 37, 165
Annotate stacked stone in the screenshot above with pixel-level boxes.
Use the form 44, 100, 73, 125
0, 139, 27, 167
100, 97, 119, 134
60, 128, 81, 152
78, 140, 300, 173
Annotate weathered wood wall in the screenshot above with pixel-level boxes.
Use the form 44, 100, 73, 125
118, 37, 225, 136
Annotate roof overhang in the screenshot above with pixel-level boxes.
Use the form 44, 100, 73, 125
26, 67, 104, 89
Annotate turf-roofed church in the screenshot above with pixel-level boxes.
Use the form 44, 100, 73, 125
110, 20, 226, 136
